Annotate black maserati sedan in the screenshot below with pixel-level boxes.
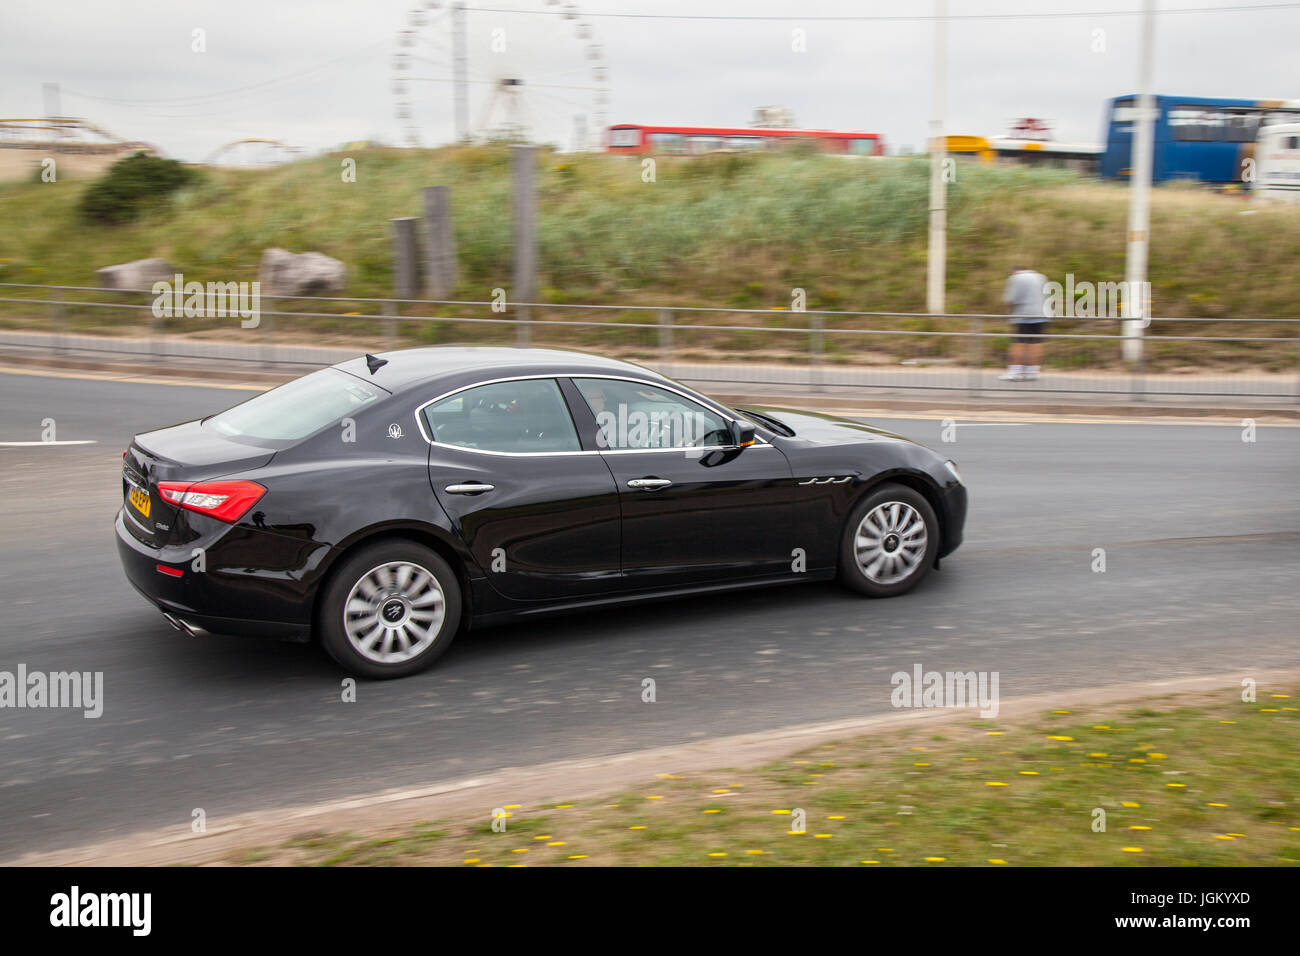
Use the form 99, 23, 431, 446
116, 347, 966, 678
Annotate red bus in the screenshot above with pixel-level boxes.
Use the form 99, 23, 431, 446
607, 124, 885, 156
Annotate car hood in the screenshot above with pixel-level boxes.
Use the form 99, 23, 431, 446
745, 406, 919, 447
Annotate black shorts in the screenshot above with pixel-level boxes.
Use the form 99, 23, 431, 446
1013, 320, 1049, 344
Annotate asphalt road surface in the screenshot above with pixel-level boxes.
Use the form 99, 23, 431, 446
0, 369, 1297, 859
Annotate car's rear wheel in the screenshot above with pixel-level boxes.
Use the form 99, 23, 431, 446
838, 483, 939, 597
319, 540, 461, 678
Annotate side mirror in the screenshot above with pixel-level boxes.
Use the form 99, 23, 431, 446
730, 420, 757, 448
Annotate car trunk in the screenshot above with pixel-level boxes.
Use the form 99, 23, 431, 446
121, 420, 275, 548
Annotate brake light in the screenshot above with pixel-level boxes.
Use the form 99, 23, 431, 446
157, 480, 266, 523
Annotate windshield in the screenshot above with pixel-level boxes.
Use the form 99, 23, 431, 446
208, 368, 385, 442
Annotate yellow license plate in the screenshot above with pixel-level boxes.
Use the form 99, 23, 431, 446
128, 484, 151, 518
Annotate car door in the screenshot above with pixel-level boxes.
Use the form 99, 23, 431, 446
421, 377, 621, 602
567, 376, 794, 590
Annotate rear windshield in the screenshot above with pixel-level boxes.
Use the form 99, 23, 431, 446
207, 368, 385, 442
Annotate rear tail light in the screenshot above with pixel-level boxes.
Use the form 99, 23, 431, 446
157, 480, 266, 523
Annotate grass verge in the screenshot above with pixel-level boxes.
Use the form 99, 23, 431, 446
230, 684, 1299, 866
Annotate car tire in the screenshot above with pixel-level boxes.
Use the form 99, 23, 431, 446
838, 483, 939, 598
319, 540, 462, 679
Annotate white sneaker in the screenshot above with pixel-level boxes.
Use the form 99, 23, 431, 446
997, 372, 1025, 381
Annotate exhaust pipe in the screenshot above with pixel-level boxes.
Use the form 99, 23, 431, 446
161, 612, 207, 638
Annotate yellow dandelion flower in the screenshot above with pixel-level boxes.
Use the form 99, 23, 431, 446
988, 859, 1008, 864
1130, 826, 1152, 831
814, 834, 832, 839
703, 809, 722, 814
1093, 725, 1112, 730
1122, 847, 1144, 853
915, 762, 931, 767
511, 848, 528, 853
771, 809, 791, 815
504, 804, 521, 809
986, 781, 1008, 787
534, 835, 552, 840
1047, 735, 1074, 741
1167, 783, 1187, 788
985, 731, 1004, 736
1219, 720, 1236, 725
547, 841, 566, 846
925, 856, 946, 862
1213, 835, 1235, 840
708, 852, 727, 857
629, 825, 647, 830
746, 849, 765, 855
1148, 753, 1166, 759
554, 804, 574, 809
1019, 771, 1039, 775
860, 860, 880, 864
1122, 802, 1141, 808
567, 854, 588, 859
463, 858, 480, 863
828, 815, 846, 820
1208, 802, 1227, 807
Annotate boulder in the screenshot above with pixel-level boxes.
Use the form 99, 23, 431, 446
258, 247, 347, 297
96, 257, 175, 291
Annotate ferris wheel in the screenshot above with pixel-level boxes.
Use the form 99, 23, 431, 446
392, 1, 609, 150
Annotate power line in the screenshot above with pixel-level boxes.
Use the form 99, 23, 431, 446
467, 1, 1300, 21
61, 38, 388, 109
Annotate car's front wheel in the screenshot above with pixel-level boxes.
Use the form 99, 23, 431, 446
319, 540, 462, 679
838, 483, 939, 597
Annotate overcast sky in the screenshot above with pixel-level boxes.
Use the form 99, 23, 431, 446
3, 0, 1298, 161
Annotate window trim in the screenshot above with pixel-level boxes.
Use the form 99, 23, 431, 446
412, 373, 772, 457
415, 375, 583, 456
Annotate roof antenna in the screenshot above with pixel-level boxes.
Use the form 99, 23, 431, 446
364, 353, 388, 375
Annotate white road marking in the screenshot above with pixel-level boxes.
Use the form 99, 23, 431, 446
0, 440, 97, 446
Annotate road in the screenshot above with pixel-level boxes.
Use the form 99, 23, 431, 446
0, 368, 1296, 860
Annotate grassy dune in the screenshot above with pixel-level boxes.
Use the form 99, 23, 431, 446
1, 146, 1297, 368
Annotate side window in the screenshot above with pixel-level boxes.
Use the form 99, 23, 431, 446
421, 378, 580, 453
574, 378, 731, 450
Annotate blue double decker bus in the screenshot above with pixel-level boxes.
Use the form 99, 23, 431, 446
1101, 94, 1300, 184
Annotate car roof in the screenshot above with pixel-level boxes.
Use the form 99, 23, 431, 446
333, 346, 666, 393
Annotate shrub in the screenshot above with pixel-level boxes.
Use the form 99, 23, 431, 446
79, 152, 196, 225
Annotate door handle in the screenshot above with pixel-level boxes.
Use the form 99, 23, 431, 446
445, 482, 495, 495
627, 478, 672, 491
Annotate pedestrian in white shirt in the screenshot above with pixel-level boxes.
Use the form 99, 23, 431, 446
999, 265, 1051, 382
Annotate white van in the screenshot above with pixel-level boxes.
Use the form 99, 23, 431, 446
1255, 122, 1300, 202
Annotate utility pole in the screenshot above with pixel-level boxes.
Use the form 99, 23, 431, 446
512, 145, 537, 345
452, 2, 468, 141
42, 82, 63, 150
926, 0, 948, 315
1123, 0, 1157, 363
